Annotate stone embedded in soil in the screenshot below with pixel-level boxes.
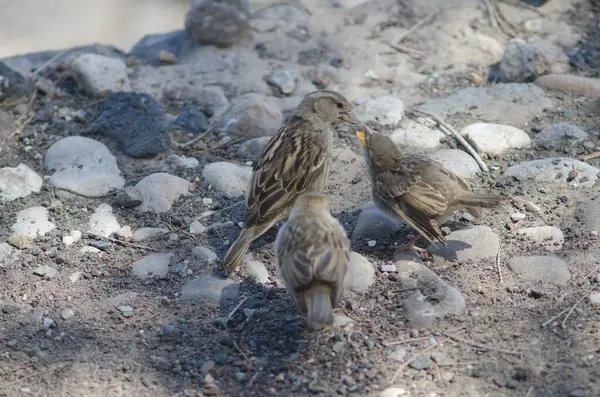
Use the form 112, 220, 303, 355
61, 309, 75, 320
352, 201, 404, 240
415, 83, 553, 126
517, 226, 564, 251
33, 265, 58, 278
498, 38, 569, 83
250, 3, 309, 33
70, 53, 132, 97
387, 346, 407, 362
409, 353, 434, 370
345, 252, 375, 294
170, 106, 209, 134
210, 93, 283, 138
583, 197, 600, 233
244, 257, 270, 284
192, 246, 218, 266
389, 118, 444, 149
11, 206, 56, 239
534, 123, 588, 149
237, 136, 271, 160
202, 162, 252, 198
0, 243, 18, 266
0, 62, 30, 102
394, 252, 466, 328
185, 85, 230, 116
87, 203, 120, 238
380, 388, 407, 397
506, 255, 570, 285
8, 235, 33, 250
0, 163, 42, 202
428, 149, 480, 179
459, 123, 531, 156
265, 67, 297, 95
535, 74, 600, 99
354, 96, 404, 126
131, 252, 174, 280
181, 276, 239, 302
501, 157, 600, 188
589, 292, 600, 307
87, 92, 171, 158
117, 305, 135, 317
44, 136, 125, 197
133, 227, 169, 241
185, 0, 250, 48
127, 172, 191, 214
167, 154, 200, 169
129, 30, 195, 65
427, 226, 500, 267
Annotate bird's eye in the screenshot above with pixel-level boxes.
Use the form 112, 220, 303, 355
336, 101, 344, 109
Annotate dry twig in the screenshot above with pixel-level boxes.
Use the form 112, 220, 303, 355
226, 296, 248, 322
442, 332, 521, 356
178, 128, 212, 148
86, 232, 153, 251
197, 200, 244, 220
561, 294, 588, 329
389, 43, 425, 59
496, 242, 504, 284
412, 109, 488, 172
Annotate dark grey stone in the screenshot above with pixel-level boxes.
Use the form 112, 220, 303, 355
129, 30, 196, 65
170, 106, 209, 134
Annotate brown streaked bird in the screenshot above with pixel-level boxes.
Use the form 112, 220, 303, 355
221, 90, 361, 274
356, 125, 506, 255
274, 192, 350, 328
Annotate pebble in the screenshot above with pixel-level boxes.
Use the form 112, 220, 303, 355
186, 85, 230, 116
128, 173, 191, 213
44, 136, 125, 197
167, 154, 200, 169
332, 341, 345, 354
409, 353, 434, 370
511, 213, 526, 222
506, 255, 570, 285
381, 264, 397, 272
192, 246, 218, 266
62, 235, 74, 246
87, 203, 120, 237
583, 198, 600, 233
61, 309, 75, 320
535, 123, 588, 148
502, 157, 600, 188
0, 243, 17, 266
332, 315, 354, 328
131, 252, 174, 280
387, 346, 407, 362
427, 226, 500, 267
189, 221, 209, 235
345, 252, 375, 294
459, 123, 531, 155
117, 305, 135, 318
70, 53, 131, 97
43, 317, 55, 329
202, 162, 252, 198
415, 83, 553, 126
265, 68, 297, 95
170, 106, 209, 134
354, 96, 404, 126
428, 149, 480, 179
589, 292, 600, 307
33, 265, 58, 278
380, 388, 407, 397
244, 258, 270, 284
237, 136, 271, 160
11, 206, 56, 238
117, 226, 133, 240
181, 276, 239, 302
395, 252, 466, 328
390, 118, 444, 149
87, 92, 171, 158
498, 38, 569, 83
211, 93, 283, 138
185, 0, 250, 48
133, 227, 169, 241
8, 235, 33, 250
517, 226, 564, 251
129, 30, 194, 65
0, 163, 42, 202
535, 74, 600, 99
352, 201, 404, 239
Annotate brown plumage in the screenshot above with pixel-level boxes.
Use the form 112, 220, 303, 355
221, 90, 360, 273
356, 126, 506, 248
274, 192, 351, 328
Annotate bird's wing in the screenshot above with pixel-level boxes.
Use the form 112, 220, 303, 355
245, 119, 328, 227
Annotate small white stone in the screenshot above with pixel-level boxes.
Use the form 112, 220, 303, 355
202, 162, 252, 198
202, 197, 213, 205
345, 252, 375, 294
190, 221, 208, 234
117, 226, 133, 239
70, 230, 82, 242
367, 240, 377, 247
460, 123, 531, 155
0, 163, 43, 202
11, 206, 56, 238
88, 203, 120, 238
62, 235, 74, 246
167, 154, 200, 169
590, 292, 600, 307
510, 213, 526, 222
133, 227, 169, 241
381, 264, 397, 272
130, 173, 191, 214
428, 149, 480, 179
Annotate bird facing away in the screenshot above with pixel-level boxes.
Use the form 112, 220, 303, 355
221, 90, 361, 274
274, 192, 351, 328
356, 125, 507, 253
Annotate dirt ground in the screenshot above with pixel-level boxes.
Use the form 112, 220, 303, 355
1, 1, 600, 397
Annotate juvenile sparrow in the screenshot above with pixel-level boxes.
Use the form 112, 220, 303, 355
356, 126, 506, 254
274, 192, 350, 328
221, 90, 361, 273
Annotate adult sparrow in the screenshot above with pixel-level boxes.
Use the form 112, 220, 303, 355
274, 192, 350, 328
356, 126, 506, 254
221, 90, 360, 273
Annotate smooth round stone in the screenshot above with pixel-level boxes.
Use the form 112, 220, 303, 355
428, 149, 480, 179
390, 119, 444, 149
502, 157, 600, 188
506, 255, 570, 285
517, 226, 564, 251
427, 226, 500, 267
345, 252, 374, 294
460, 123, 531, 155
202, 162, 252, 198
0, 163, 43, 202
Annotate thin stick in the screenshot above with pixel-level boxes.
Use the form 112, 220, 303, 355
389, 43, 425, 59
582, 264, 600, 280
197, 200, 244, 220
396, 10, 438, 43
442, 333, 521, 356
483, 0, 499, 29
178, 128, 212, 148
389, 342, 439, 384
248, 371, 260, 387
561, 294, 588, 329
496, 242, 504, 284
233, 342, 256, 370
382, 336, 432, 347
412, 109, 488, 172
86, 232, 153, 251
226, 296, 248, 322
541, 307, 571, 328
525, 386, 534, 397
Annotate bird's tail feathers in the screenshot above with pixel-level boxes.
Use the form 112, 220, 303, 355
304, 282, 334, 327
221, 227, 255, 274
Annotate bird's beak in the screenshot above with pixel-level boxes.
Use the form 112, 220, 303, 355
340, 112, 360, 125
356, 130, 367, 147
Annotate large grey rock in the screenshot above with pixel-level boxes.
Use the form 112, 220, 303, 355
44, 136, 125, 197
459, 123, 531, 155
395, 252, 466, 328
427, 226, 500, 267
498, 38, 569, 83
534, 123, 588, 149
131, 252, 174, 280
202, 162, 252, 198
129, 30, 195, 65
415, 83, 554, 126
345, 252, 374, 294
501, 157, 600, 188
237, 136, 271, 160
70, 53, 131, 97
0, 243, 18, 267
185, 0, 250, 48
0, 62, 30, 102
506, 255, 570, 285
0, 163, 42, 202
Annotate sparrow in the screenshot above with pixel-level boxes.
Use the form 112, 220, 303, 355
274, 192, 350, 328
221, 90, 361, 273
356, 125, 506, 254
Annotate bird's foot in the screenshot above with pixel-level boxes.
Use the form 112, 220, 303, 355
393, 244, 431, 260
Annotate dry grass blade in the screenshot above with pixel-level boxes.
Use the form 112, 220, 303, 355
442, 332, 521, 356
389, 43, 425, 59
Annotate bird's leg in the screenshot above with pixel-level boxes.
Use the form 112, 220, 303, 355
393, 234, 430, 258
